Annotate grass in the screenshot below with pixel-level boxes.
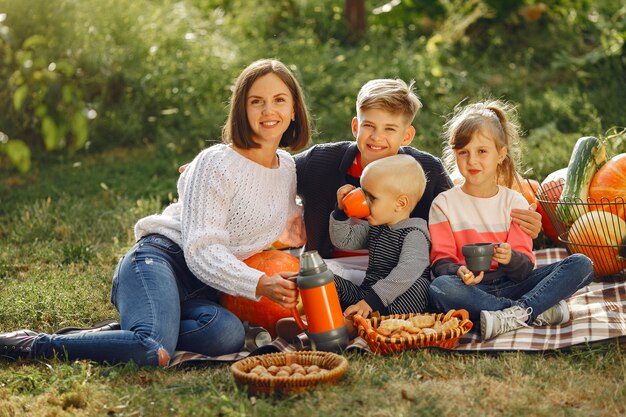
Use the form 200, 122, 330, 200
1, 147, 625, 416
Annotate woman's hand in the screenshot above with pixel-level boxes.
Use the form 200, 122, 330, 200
179, 163, 189, 174
493, 242, 512, 265
511, 203, 542, 239
457, 265, 484, 285
336, 184, 356, 210
343, 300, 373, 318
255, 272, 298, 309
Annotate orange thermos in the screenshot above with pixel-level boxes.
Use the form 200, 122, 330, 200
290, 250, 349, 352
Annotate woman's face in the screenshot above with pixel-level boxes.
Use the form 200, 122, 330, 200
246, 73, 295, 147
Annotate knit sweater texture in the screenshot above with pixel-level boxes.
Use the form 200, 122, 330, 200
134, 144, 300, 300
429, 186, 535, 282
295, 141, 452, 258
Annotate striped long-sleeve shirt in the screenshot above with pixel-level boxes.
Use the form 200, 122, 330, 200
329, 212, 431, 311
428, 186, 535, 282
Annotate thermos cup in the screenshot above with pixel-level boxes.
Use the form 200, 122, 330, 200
289, 250, 349, 352
342, 187, 370, 218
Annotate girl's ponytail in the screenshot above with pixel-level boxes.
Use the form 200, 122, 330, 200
486, 103, 522, 188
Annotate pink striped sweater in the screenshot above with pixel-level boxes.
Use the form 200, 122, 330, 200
429, 186, 535, 278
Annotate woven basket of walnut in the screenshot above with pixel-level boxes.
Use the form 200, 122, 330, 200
353, 309, 473, 354
230, 351, 348, 395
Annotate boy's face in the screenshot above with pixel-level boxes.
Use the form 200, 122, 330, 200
352, 108, 415, 168
360, 173, 405, 226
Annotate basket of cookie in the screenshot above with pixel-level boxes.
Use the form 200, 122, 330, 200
230, 351, 348, 395
353, 309, 473, 354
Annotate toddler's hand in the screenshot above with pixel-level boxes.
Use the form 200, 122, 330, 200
344, 300, 372, 318
336, 184, 356, 210
493, 242, 512, 265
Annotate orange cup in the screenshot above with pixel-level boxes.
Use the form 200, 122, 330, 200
342, 188, 370, 218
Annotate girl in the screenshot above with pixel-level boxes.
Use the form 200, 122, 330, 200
0, 59, 311, 366
427, 100, 593, 340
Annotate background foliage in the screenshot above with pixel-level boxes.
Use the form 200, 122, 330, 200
0, 0, 624, 178
0, 2, 625, 415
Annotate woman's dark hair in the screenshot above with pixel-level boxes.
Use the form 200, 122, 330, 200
222, 59, 311, 151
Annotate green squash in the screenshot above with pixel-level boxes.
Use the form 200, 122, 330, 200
556, 136, 606, 224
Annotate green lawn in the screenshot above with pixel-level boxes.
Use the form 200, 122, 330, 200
0, 147, 624, 417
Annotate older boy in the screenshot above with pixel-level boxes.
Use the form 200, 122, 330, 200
295, 79, 541, 259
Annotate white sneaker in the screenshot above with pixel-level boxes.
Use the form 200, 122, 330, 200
533, 300, 570, 326
480, 306, 532, 340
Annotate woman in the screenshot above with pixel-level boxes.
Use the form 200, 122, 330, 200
0, 59, 311, 367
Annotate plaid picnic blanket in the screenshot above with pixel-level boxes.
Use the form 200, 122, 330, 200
167, 248, 626, 367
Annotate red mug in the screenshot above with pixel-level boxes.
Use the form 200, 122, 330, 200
342, 188, 370, 218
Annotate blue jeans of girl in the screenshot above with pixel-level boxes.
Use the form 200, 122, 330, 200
428, 254, 594, 323
30, 234, 245, 367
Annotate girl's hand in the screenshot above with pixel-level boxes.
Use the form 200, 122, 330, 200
255, 272, 298, 309
493, 242, 512, 265
511, 203, 542, 239
343, 300, 373, 318
458, 265, 484, 285
336, 184, 356, 210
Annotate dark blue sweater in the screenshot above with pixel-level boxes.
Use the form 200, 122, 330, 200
295, 141, 453, 258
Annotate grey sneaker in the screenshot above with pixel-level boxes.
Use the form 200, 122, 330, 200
0, 330, 38, 359
480, 306, 532, 340
533, 300, 570, 326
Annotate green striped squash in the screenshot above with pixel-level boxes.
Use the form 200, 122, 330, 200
555, 136, 606, 224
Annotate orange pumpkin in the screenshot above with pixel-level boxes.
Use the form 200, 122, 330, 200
219, 250, 300, 336
568, 210, 626, 276
536, 168, 567, 244
511, 177, 540, 206
588, 153, 626, 220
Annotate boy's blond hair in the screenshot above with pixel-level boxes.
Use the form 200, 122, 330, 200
356, 79, 423, 123
363, 155, 427, 212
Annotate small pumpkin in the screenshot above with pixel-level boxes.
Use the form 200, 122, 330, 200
536, 168, 567, 244
511, 175, 540, 206
568, 210, 626, 276
219, 250, 300, 336
588, 153, 626, 221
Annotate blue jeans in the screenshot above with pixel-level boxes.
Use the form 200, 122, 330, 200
31, 234, 245, 367
428, 254, 594, 323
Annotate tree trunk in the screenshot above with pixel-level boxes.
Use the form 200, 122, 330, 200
345, 0, 366, 36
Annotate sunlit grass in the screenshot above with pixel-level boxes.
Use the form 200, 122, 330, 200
1, 146, 625, 416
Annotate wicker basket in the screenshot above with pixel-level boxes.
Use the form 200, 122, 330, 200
353, 309, 473, 354
230, 351, 348, 395
536, 180, 626, 280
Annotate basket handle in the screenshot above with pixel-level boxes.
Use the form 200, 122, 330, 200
450, 309, 473, 332
351, 314, 369, 331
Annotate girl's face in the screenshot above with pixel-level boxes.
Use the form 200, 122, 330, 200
246, 73, 295, 147
455, 130, 507, 197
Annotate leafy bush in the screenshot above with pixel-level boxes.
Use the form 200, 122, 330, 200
0, 0, 624, 178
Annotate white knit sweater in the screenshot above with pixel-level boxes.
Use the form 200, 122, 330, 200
134, 144, 300, 300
